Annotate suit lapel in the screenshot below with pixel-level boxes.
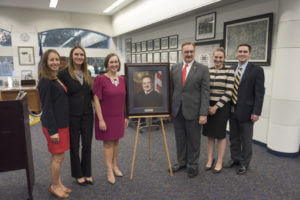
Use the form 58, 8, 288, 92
184, 62, 198, 87
240, 62, 252, 86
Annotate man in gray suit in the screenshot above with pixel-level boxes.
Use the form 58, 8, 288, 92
170, 42, 210, 178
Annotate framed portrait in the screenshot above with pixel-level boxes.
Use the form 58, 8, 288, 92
126, 53, 131, 63
125, 63, 170, 116
125, 38, 132, 52
136, 42, 141, 53
161, 52, 169, 63
132, 54, 136, 63
195, 12, 216, 41
178, 50, 183, 63
161, 37, 169, 50
147, 53, 153, 63
18, 46, 35, 65
132, 43, 136, 53
141, 53, 147, 63
136, 54, 141, 63
153, 38, 161, 50
0, 56, 14, 76
224, 13, 273, 66
147, 40, 153, 51
21, 70, 33, 80
195, 40, 223, 68
169, 35, 178, 49
141, 41, 147, 52
153, 52, 160, 63
169, 51, 178, 64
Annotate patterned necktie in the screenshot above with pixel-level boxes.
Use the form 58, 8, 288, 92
182, 63, 188, 86
232, 66, 242, 104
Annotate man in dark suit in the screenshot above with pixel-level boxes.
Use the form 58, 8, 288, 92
134, 75, 162, 107
224, 43, 265, 175
170, 42, 210, 178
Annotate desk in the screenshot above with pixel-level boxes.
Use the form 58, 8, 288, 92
0, 86, 41, 113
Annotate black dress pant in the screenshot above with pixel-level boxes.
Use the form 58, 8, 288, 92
69, 114, 93, 178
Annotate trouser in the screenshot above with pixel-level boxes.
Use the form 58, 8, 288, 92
69, 114, 93, 178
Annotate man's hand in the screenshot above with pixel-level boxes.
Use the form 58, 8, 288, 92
199, 115, 207, 125
251, 114, 260, 122
209, 105, 218, 115
50, 133, 59, 143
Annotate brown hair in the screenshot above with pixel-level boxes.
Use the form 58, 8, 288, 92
104, 53, 121, 72
67, 45, 92, 87
40, 49, 60, 80
237, 43, 252, 52
213, 47, 226, 57
181, 42, 195, 49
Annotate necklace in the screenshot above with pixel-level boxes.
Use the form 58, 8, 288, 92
110, 77, 119, 86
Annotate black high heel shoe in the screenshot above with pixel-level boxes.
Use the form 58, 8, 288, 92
204, 159, 215, 171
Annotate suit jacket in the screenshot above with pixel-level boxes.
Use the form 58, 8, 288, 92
170, 61, 210, 120
38, 77, 69, 135
134, 90, 162, 107
57, 68, 93, 116
233, 62, 265, 122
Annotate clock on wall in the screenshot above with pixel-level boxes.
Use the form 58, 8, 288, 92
20, 32, 30, 42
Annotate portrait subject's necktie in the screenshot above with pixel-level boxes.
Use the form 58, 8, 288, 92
182, 63, 188, 86
232, 66, 242, 104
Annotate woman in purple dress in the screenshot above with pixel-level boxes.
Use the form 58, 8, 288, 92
93, 53, 128, 185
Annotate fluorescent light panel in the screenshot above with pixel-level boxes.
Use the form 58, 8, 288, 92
49, 0, 58, 8
103, 0, 126, 13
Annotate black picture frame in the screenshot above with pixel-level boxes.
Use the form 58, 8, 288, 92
141, 41, 147, 52
161, 37, 169, 50
195, 12, 216, 41
224, 13, 273, 66
132, 43, 136, 53
161, 52, 169, 63
125, 63, 170, 116
125, 38, 132, 52
153, 52, 160, 63
136, 42, 141, 53
153, 38, 161, 50
169, 51, 178, 64
169, 35, 178, 49
147, 40, 153, 51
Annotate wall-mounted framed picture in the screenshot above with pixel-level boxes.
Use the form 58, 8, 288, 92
147, 53, 153, 63
224, 13, 273, 66
141, 41, 147, 52
161, 52, 169, 63
153, 52, 160, 63
125, 38, 132, 52
21, 70, 33, 80
136, 42, 141, 53
136, 54, 141, 63
161, 37, 169, 50
195, 40, 223, 68
132, 54, 136, 63
18, 46, 35, 65
141, 53, 147, 63
132, 43, 136, 53
195, 12, 216, 41
147, 40, 153, 51
169, 51, 178, 64
126, 53, 131, 63
178, 50, 183, 63
169, 35, 178, 49
153, 38, 161, 50
125, 63, 171, 116
0, 56, 14, 76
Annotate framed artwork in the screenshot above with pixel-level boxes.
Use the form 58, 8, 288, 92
169, 35, 178, 49
132, 54, 136, 63
125, 38, 132, 52
195, 40, 222, 68
18, 46, 35, 65
136, 54, 141, 63
132, 43, 136, 53
125, 63, 170, 116
126, 53, 131, 63
178, 50, 183, 63
141, 41, 147, 52
169, 51, 178, 64
0, 56, 14, 76
147, 40, 153, 51
161, 37, 169, 50
141, 53, 147, 63
136, 42, 141, 52
195, 12, 216, 41
224, 13, 273, 66
153, 52, 160, 63
87, 57, 106, 77
21, 70, 33, 80
161, 52, 169, 63
153, 38, 161, 50
147, 53, 153, 63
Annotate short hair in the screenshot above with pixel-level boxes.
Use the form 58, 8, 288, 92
141, 75, 152, 82
213, 47, 225, 56
104, 53, 121, 72
40, 49, 60, 80
237, 43, 252, 52
181, 42, 195, 49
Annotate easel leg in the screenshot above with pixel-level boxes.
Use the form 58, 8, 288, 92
148, 118, 151, 160
160, 118, 173, 176
130, 118, 141, 180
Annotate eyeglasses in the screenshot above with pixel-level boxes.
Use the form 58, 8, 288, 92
183, 51, 194, 54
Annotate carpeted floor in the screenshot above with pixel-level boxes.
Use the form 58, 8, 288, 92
0, 121, 299, 200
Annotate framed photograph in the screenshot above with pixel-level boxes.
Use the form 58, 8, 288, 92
21, 70, 33, 80
169, 35, 178, 49
147, 53, 153, 63
153, 52, 160, 63
125, 38, 132, 52
132, 43, 136, 53
141, 41, 147, 52
136, 42, 141, 53
161, 37, 169, 50
161, 52, 169, 63
169, 51, 178, 64
195, 12, 216, 41
141, 53, 147, 63
18, 46, 35, 65
125, 63, 170, 116
178, 50, 183, 63
136, 54, 141, 63
224, 13, 273, 66
147, 40, 153, 51
0, 56, 14, 76
126, 53, 131, 63
153, 38, 161, 50
195, 40, 223, 68
132, 54, 136, 63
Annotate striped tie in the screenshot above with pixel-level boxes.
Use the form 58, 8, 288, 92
232, 66, 242, 104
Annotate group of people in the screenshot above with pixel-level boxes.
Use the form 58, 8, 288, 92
38, 41, 265, 198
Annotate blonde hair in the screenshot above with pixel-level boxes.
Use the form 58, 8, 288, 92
40, 49, 60, 80
213, 47, 226, 56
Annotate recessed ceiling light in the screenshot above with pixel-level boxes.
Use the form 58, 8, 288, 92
49, 0, 58, 8
103, 0, 126, 13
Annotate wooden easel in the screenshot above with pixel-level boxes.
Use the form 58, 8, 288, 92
129, 114, 173, 180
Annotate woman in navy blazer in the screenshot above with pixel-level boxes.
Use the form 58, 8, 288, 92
57, 46, 94, 186
38, 49, 71, 198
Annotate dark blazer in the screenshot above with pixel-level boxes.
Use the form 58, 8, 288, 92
170, 61, 210, 120
234, 62, 265, 122
134, 90, 162, 107
57, 68, 93, 116
38, 77, 69, 135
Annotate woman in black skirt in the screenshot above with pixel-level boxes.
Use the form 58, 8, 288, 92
203, 47, 234, 173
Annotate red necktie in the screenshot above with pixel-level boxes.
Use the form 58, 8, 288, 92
182, 63, 188, 86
